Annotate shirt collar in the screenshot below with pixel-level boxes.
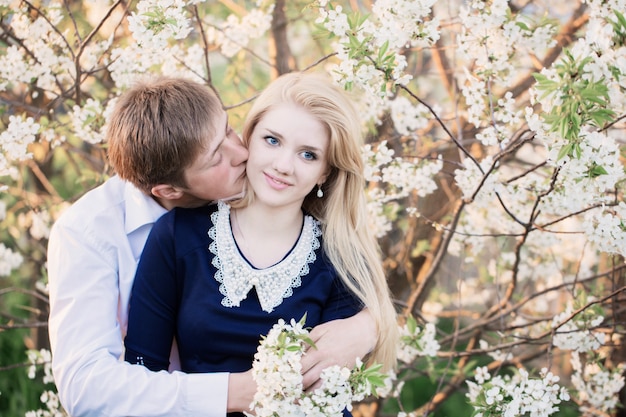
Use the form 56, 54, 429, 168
124, 181, 168, 235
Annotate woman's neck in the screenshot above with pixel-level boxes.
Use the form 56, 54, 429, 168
239, 202, 303, 233
231, 203, 304, 269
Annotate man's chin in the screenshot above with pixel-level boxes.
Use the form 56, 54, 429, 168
221, 180, 247, 202
221, 190, 246, 202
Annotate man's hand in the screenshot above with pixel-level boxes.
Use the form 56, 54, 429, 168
300, 309, 377, 391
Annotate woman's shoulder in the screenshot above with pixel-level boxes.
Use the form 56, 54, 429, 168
171, 202, 218, 219
152, 203, 219, 236
146, 203, 221, 258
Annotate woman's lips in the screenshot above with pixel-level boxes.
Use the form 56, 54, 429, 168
264, 172, 290, 190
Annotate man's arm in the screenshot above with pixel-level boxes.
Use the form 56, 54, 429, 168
300, 309, 377, 390
47, 222, 230, 417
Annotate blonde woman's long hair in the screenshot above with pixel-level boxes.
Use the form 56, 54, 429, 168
238, 72, 398, 370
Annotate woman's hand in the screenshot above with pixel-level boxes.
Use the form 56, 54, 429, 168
300, 309, 376, 391
227, 369, 257, 413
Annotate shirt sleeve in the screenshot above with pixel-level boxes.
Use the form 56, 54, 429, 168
47, 218, 228, 417
319, 251, 364, 323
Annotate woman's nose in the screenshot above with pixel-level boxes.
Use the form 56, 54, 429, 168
272, 151, 294, 175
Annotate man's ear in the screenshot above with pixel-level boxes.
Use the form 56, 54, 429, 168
151, 184, 184, 200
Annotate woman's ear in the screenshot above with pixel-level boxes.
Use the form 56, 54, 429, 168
151, 184, 184, 200
318, 168, 331, 186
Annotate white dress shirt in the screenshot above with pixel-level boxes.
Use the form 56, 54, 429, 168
47, 175, 229, 417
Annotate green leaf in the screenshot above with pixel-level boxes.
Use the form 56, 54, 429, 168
588, 164, 608, 178
462, 359, 480, 375
579, 88, 608, 105
589, 108, 617, 127
573, 143, 582, 159
407, 314, 417, 334
532, 72, 548, 83
363, 363, 383, 374
299, 335, 317, 349
277, 331, 287, 347
610, 10, 626, 45
532, 72, 559, 100
286, 345, 301, 352
365, 374, 388, 389
557, 143, 573, 160
377, 40, 389, 62
616, 10, 626, 27
557, 116, 570, 139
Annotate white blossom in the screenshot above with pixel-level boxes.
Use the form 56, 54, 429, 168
479, 339, 513, 363
371, 0, 440, 49
2, 3, 74, 97
389, 96, 431, 137
18, 210, 51, 241
108, 44, 165, 88
582, 202, 626, 257
552, 306, 605, 352
201, 1, 274, 58
467, 367, 569, 417
127, 0, 192, 49
316, 0, 438, 124
70, 99, 107, 145
248, 317, 383, 416
397, 319, 440, 363
27, 349, 54, 385
570, 351, 626, 413
0, 115, 39, 177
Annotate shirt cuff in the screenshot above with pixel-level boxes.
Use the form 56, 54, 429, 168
184, 372, 228, 416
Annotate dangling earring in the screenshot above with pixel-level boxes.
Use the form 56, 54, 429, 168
316, 185, 324, 198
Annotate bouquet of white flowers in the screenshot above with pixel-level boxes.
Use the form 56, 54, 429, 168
246, 315, 387, 417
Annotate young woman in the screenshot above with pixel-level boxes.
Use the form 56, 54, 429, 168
124, 72, 398, 415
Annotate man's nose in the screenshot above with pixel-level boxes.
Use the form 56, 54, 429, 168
225, 132, 248, 165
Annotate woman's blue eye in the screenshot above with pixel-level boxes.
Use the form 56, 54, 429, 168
301, 151, 317, 160
264, 136, 279, 145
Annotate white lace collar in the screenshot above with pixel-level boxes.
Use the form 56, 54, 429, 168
208, 201, 321, 313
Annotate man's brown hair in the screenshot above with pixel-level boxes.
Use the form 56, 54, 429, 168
107, 76, 223, 194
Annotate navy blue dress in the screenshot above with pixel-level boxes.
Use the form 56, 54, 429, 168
125, 202, 361, 416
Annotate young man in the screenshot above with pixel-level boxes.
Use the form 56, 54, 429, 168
47, 76, 376, 417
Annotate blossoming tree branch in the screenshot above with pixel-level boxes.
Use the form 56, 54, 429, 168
0, 0, 624, 416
